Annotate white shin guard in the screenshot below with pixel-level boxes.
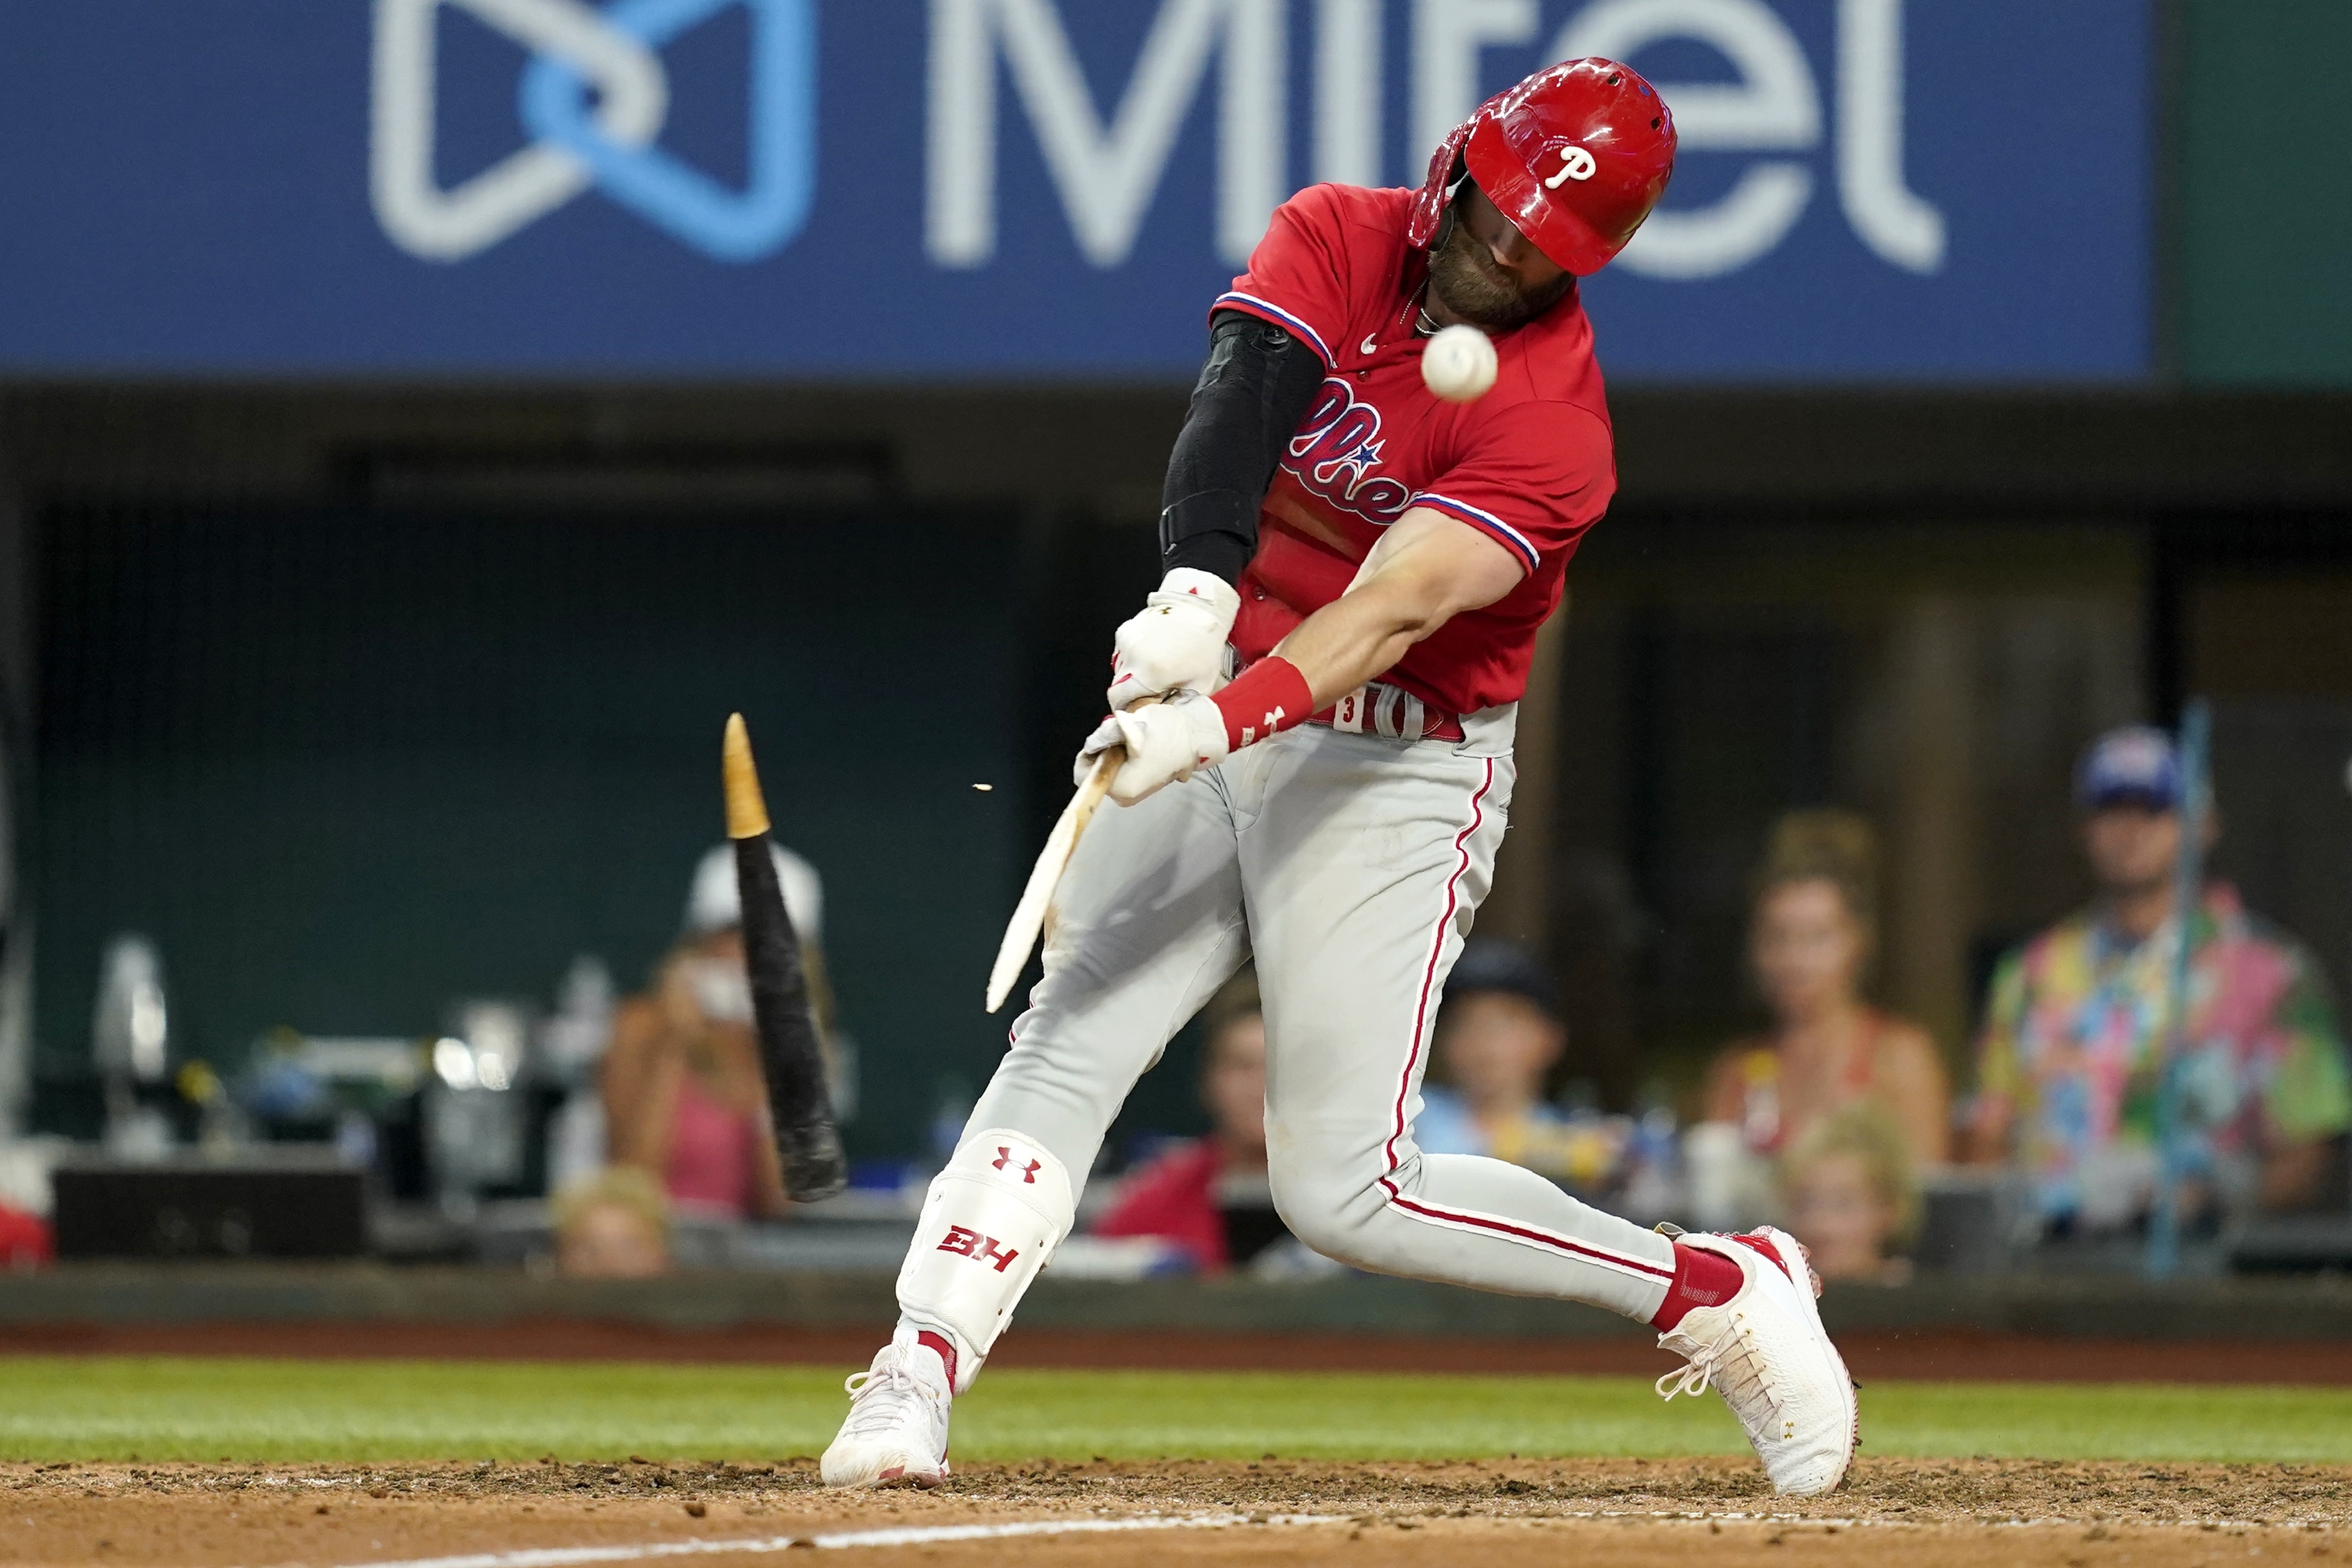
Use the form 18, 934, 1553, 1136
895, 1128, 1074, 1393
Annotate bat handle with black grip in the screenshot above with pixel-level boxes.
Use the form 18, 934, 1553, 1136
723, 714, 849, 1203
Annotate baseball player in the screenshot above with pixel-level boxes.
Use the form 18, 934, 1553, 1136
824, 59, 1856, 1496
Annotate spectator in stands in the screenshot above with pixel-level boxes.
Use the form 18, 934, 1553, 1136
1416, 942, 1599, 1183
1090, 973, 1290, 1272
552, 1166, 673, 1278
602, 844, 833, 1222
1967, 726, 2351, 1229
1701, 811, 1950, 1170
1782, 1104, 1920, 1283
0, 1200, 51, 1271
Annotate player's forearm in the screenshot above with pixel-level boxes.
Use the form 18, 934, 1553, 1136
1270, 506, 1523, 707
1271, 575, 1448, 708
1128, 574, 1453, 791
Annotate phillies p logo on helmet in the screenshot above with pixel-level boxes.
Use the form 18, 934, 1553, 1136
1544, 145, 1599, 188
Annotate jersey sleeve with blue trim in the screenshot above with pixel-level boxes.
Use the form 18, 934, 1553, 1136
1212, 185, 1356, 367
1410, 402, 1616, 575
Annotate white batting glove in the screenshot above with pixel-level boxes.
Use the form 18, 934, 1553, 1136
1072, 691, 1232, 805
1105, 569, 1239, 710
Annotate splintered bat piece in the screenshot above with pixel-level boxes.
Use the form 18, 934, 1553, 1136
986, 699, 1161, 1015
723, 712, 848, 1203
985, 742, 1123, 1014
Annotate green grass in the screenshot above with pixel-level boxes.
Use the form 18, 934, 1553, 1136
1, 1358, 2346, 1466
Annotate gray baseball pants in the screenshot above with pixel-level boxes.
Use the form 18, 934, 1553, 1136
909, 707, 1675, 1354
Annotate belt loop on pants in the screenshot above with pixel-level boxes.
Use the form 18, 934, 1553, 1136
1331, 687, 1367, 733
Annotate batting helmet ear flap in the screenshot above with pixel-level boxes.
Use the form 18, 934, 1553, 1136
1407, 123, 1477, 252
1429, 154, 1471, 254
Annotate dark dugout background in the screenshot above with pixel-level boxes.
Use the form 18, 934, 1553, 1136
31, 498, 1038, 1157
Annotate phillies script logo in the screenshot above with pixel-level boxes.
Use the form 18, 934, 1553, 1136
937, 1224, 1021, 1273
1283, 379, 1412, 526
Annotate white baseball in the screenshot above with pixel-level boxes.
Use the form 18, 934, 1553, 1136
1420, 323, 1497, 403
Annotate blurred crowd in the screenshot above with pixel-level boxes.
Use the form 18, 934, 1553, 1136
541, 723, 2348, 1286
24, 720, 2329, 1288
1077, 724, 2352, 1284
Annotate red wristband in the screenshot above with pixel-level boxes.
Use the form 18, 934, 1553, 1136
1212, 657, 1315, 751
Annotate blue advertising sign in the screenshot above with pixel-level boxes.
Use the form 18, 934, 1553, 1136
0, 0, 2149, 380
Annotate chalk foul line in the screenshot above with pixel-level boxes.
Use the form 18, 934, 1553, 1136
288, 1504, 2343, 1568
329, 1511, 1341, 1567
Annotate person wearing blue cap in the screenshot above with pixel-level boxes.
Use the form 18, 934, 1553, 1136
1965, 726, 2351, 1232
1414, 940, 1603, 1184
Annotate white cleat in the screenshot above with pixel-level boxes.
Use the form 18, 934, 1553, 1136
819, 1328, 953, 1489
1655, 1227, 1858, 1496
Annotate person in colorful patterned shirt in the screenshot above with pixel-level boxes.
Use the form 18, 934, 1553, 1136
1967, 725, 2352, 1230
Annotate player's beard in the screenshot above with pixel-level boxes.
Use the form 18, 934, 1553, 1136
1426, 210, 1577, 331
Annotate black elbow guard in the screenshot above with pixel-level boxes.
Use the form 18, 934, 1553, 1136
1159, 311, 1328, 582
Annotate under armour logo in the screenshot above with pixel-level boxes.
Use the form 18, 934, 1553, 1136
991, 1147, 1042, 1183
1239, 703, 1285, 749
371, 0, 816, 262
1542, 144, 1597, 189
937, 1224, 1021, 1273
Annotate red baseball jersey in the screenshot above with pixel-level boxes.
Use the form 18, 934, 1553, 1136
1212, 182, 1617, 717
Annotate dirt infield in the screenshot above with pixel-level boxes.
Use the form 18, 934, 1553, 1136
4, 1457, 2346, 1567
8, 1319, 2352, 1383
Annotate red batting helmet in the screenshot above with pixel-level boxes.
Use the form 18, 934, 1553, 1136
1406, 58, 1677, 276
